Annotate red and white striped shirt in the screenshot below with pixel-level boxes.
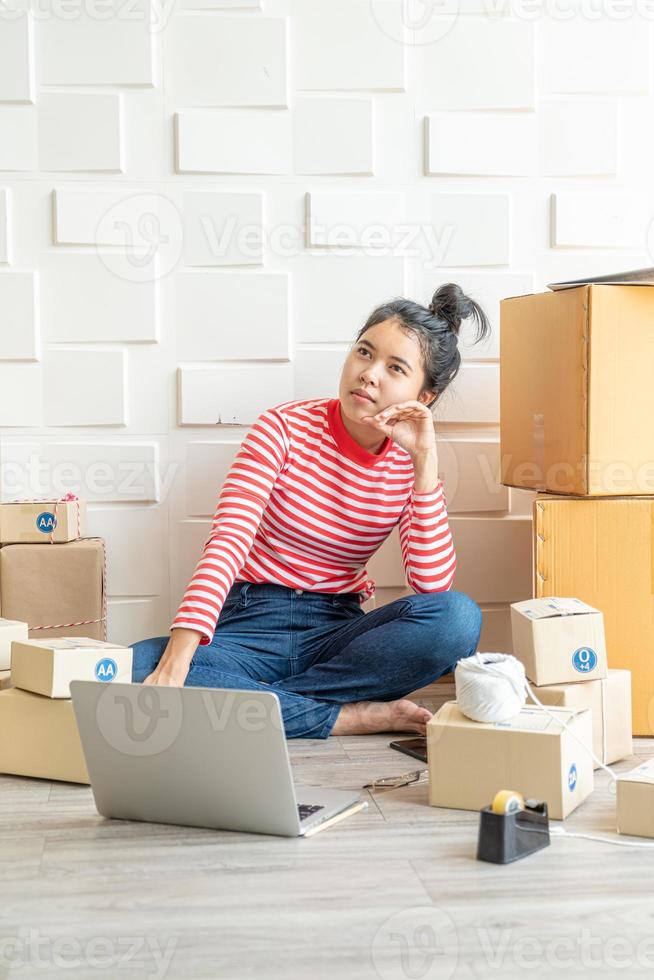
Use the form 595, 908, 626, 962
171, 397, 456, 644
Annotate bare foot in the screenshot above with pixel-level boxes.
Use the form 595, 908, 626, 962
332, 698, 433, 736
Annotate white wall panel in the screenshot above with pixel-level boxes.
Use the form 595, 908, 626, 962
87, 506, 166, 596
40, 253, 157, 343
0, 272, 37, 359
107, 597, 169, 647
293, 348, 347, 401
426, 113, 537, 177
542, 17, 650, 95
169, 16, 287, 107
0, 364, 41, 426
438, 440, 508, 514
450, 516, 532, 604
435, 364, 500, 424
178, 364, 294, 425
540, 101, 618, 177
43, 349, 127, 426
176, 110, 291, 175
421, 20, 534, 109
294, 98, 374, 175
551, 193, 642, 248
0, 107, 37, 171
0, 189, 9, 263
0, 441, 159, 502
430, 194, 510, 267
183, 191, 264, 266
0, 16, 33, 103
185, 441, 240, 516
38, 94, 123, 173
294, 254, 406, 343
38, 0, 154, 86
293, 0, 405, 92
175, 271, 289, 360
307, 191, 405, 248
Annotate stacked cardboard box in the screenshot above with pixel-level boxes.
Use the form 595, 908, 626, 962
510, 598, 633, 768
0, 500, 106, 641
500, 282, 652, 735
0, 637, 132, 784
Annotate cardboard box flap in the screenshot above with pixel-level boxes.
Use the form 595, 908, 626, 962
27, 637, 120, 651
548, 267, 654, 291
619, 759, 654, 786
512, 597, 599, 620
433, 701, 586, 734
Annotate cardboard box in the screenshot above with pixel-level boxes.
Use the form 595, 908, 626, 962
528, 670, 633, 768
511, 597, 608, 686
0, 670, 11, 690
0, 538, 106, 640
11, 637, 132, 699
500, 285, 654, 495
534, 494, 654, 735
427, 701, 593, 820
0, 687, 89, 784
0, 499, 86, 543
617, 758, 654, 838
0, 618, 29, 671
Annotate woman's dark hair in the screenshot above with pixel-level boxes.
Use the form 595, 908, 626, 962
354, 283, 491, 409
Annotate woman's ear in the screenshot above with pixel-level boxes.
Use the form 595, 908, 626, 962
419, 389, 438, 408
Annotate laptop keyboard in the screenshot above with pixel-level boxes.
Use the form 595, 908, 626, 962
298, 803, 325, 821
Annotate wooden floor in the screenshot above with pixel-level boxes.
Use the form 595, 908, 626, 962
2, 686, 654, 980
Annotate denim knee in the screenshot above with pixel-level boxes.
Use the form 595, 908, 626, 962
406, 590, 482, 672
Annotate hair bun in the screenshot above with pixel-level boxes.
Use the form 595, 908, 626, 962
429, 282, 474, 337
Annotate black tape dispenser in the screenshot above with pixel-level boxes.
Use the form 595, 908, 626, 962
477, 790, 551, 864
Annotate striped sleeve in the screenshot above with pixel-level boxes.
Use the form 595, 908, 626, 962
170, 408, 290, 644
398, 481, 457, 593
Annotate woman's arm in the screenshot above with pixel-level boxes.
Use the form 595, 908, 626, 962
143, 628, 202, 686
398, 451, 457, 593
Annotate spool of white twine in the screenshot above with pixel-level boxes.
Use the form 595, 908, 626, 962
454, 652, 527, 723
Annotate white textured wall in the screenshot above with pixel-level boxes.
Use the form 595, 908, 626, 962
1, 0, 652, 650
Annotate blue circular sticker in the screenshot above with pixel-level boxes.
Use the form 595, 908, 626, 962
95, 657, 118, 683
572, 647, 597, 673
36, 511, 57, 533
568, 763, 578, 792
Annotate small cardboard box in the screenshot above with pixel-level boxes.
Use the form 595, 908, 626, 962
534, 495, 654, 734
0, 538, 105, 640
0, 687, 89, 784
511, 597, 608, 686
500, 284, 654, 495
528, 670, 633, 768
427, 701, 593, 820
0, 618, 29, 671
0, 670, 11, 690
617, 758, 654, 838
11, 637, 132, 699
0, 499, 86, 543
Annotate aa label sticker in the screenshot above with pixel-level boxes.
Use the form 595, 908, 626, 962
572, 647, 597, 673
568, 763, 578, 792
95, 658, 118, 683
36, 511, 57, 533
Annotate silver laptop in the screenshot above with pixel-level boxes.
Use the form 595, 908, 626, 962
70, 681, 366, 837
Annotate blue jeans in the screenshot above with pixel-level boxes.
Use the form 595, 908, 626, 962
131, 582, 483, 739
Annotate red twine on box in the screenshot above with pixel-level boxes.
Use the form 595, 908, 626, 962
10, 491, 81, 544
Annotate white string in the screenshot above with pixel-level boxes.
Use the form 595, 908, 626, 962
454, 653, 618, 792
550, 827, 654, 849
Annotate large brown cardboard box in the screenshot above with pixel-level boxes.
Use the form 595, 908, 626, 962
534, 494, 654, 735
511, 597, 607, 685
500, 285, 654, 495
528, 670, 633, 768
0, 499, 86, 544
11, 638, 132, 698
0, 538, 106, 640
427, 701, 593, 820
0, 687, 89, 784
617, 758, 654, 838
